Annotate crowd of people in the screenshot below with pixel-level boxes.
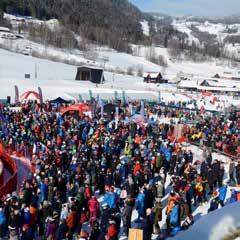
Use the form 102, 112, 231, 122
0, 100, 239, 240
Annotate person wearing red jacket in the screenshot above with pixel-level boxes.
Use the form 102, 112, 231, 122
88, 196, 100, 224
106, 220, 118, 240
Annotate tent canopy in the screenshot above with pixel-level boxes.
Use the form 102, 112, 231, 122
50, 97, 71, 104
61, 103, 91, 117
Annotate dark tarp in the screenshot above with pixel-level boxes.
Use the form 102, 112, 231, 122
50, 97, 71, 104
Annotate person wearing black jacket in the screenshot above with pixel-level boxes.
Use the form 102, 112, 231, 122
144, 187, 155, 213
122, 196, 134, 236
211, 160, 220, 188
218, 164, 225, 187
207, 168, 214, 195
55, 219, 68, 240
235, 162, 240, 186
142, 208, 154, 240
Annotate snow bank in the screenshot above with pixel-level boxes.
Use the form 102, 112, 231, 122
174, 203, 240, 240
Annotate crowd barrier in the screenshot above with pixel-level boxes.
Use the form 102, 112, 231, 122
0, 144, 17, 198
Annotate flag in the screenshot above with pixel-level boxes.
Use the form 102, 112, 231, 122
122, 90, 126, 104
114, 91, 118, 100
115, 106, 119, 129
38, 87, 43, 104
158, 91, 161, 104
129, 103, 133, 115
200, 105, 205, 115
140, 100, 145, 116
14, 85, 19, 104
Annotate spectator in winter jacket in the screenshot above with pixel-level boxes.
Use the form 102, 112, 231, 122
166, 191, 179, 215
66, 206, 77, 238
207, 168, 214, 194
45, 217, 57, 240
208, 191, 220, 213
100, 204, 111, 235
21, 224, 34, 240
212, 160, 220, 188
156, 180, 165, 199
152, 198, 163, 234
235, 162, 240, 186
55, 219, 68, 240
0, 207, 6, 238
136, 188, 145, 221
144, 186, 155, 212
106, 220, 118, 240
60, 203, 69, 220
218, 185, 228, 207
228, 159, 236, 185
218, 164, 225, 187
142, 208, 154, 240
122, 196, 134, 236
103, 190, 118, 209
88, 196, 100, 224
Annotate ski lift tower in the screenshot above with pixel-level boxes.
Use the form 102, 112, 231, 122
99, 56, 109, 84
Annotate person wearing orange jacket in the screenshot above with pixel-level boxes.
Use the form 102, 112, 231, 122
66, 206, 77, 239
166, 191, 179, 215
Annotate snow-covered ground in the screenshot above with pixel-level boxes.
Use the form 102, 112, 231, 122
174, 202, 240, 240
0, 48, 239, 111
172, 19, 200, 45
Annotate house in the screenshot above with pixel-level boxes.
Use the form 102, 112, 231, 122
143, 72, 168, 83
176, 71, 194, 81
0, 27, 17, 40
213, 73, 220, 78
200, 80, 211, 87
75, 65, 105, 84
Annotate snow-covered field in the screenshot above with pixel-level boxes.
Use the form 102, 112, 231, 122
0, 48, 239, 112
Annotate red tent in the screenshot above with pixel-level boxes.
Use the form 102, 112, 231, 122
61, 103, 92, 117
20, 91, 40, 103
201, 91, 212, 97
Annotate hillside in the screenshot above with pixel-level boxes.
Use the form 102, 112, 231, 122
152, 14, 240, 61
0, 0, 152, 52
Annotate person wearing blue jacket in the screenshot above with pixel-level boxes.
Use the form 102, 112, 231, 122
229, 190, 237, 204
103, 191, 117, 209
136, 188, 145, 222
218, 185, 227, 207
169, 204, 181, 236
0, 207, 6, 238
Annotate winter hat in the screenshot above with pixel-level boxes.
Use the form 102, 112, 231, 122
8, 225, 16, 230
109, 220, 116, 224
22, 224, 29, 231
212, 191, 219, 198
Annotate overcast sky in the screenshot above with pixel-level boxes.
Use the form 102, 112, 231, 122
130, 0, 240, 17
